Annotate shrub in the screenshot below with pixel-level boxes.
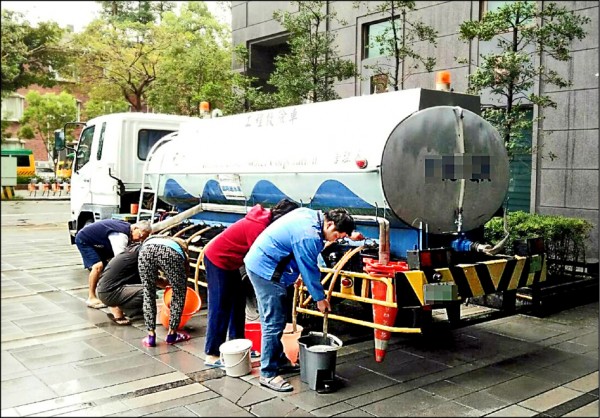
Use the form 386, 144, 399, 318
17, 175, 37, 184
485, 211, 593, 279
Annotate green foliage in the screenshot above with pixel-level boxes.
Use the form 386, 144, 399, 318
145, 1, 233, 115
458, 1, 591, 156
484, 211, 593, 278
97, 1, 175, 24
17, 125, 35, 139
17, 175, 37, 185
20, 91, 77, 154
269, 1, 358, 106
353, 1, 437, 91
73, 17, 165, 111
1, 10, 71, 93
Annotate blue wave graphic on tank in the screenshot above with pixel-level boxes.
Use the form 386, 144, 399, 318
163, 179, 196, 210
311, 180, 374, 210
163, 178, 373, 212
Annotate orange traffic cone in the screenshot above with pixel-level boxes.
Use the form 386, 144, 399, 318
371, 277, 397, 363
365, 259, 408, 363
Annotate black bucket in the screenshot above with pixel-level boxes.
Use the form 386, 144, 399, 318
298, 331, 343, 393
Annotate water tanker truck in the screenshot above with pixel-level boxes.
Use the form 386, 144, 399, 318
137, 88, 546, 362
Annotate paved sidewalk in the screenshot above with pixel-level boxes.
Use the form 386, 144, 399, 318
1, 205, 598, 417
11, 188, 70, 201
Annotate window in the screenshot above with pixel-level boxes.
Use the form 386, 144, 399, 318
506, 108, 533, 213
96, 122, 107, 160
138, 129, 175, 160
75, 125, 95, 172
364, 19, 400, 59
1, 94, 25, 121
16, 155, 31, 167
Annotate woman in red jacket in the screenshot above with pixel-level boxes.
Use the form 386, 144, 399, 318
203, 199, 298, 368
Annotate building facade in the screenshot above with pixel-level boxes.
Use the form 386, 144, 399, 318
231, 0, 599, 258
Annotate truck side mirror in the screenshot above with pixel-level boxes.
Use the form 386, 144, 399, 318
54, 129, 65, 151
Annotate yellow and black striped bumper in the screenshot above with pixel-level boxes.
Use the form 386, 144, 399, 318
401, 255, 547, 306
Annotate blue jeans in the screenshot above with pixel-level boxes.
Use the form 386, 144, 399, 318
204, 256, 246, 356
247, 268, 289, 378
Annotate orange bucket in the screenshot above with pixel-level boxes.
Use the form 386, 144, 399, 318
160, 286, 201, 329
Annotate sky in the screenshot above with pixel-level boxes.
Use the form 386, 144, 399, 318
1, 1, 231, 32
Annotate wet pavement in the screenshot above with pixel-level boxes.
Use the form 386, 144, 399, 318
1, 198, 598, 417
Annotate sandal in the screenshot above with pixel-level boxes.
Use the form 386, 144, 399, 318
142, 335, 156, 348
165, 331, 190, 345
204, 359, 225, 369
107, 313, 131, 326
259, 375, 293, 392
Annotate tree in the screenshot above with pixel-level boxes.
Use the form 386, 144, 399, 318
458, 1, 590, 156
97, 1, 175, 24
83, 84, 131, 120
225, 45, 273, 113
19, 91, 77, 158
269, 1, 358, 106
1, 10, 71, 94
353, 1, 437, 91
73, 17, 166, 112
145, 1, 233, 115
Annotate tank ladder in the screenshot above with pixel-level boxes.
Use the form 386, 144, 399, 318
136, 132, 178, 224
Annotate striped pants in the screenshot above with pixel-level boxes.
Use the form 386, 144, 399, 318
138, 244, 187, 332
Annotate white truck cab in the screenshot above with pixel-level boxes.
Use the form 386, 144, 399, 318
65, 112, 196, 242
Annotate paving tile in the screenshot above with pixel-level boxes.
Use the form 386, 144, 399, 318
248, 396, 305, 416
15, 388, 111, 416
121, 383, 207, 409
186, 396, 253, 416
421, 379, 475, 400
518, 386, 581, 412
156, 350, 207, 374
454, 390, 512, 414
202, 376, 254, 404
332, 408, 375, 417
143, 405, 199, 416
360, 388, 448, 416
447, 365, 519, 391
311, 401, 355, 416
482, 376, 557, 404
112, 391, 217, 416
522, 365, 581, 385
564, 371, 599, 393
485, 404, 538, 417
563, 399, 599, 417
104, 371, 191, 396
54, 399, 131, 416
0, 408, 19, 417
411, 400, 483, 416
284, 367, 399, 411
237, 383, 277, 407
343, 381, 416, 407
1, 374, 58, 409
1, 351, 28, 375
544, 354, 599, 378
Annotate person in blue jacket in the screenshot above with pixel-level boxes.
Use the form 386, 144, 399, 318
244, 207, 363, 392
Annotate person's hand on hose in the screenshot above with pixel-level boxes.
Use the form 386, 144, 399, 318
317, 298, 330, 313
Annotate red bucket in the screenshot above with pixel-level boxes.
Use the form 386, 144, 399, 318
245, 322, 262, 353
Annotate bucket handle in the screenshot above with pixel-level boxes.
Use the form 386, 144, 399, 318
220, 349, 249, 368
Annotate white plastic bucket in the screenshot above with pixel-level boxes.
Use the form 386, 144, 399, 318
219, 338, 252, 377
